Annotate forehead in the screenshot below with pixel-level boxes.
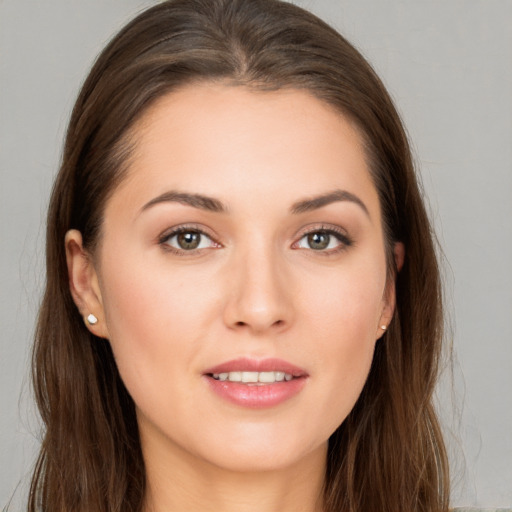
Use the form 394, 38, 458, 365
109, 83, 380, 219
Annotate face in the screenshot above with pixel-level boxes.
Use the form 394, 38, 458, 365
69, 84, 396, 474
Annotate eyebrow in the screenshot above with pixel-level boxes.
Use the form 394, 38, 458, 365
140, 188, 369, 217
290, 189, 370, 217
141, 191, 227, 213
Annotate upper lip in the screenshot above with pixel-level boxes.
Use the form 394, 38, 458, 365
203, 357, 308, 377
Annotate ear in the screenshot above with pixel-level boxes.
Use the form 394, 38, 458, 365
65, 229, 110, 339
377, 241, 405, 338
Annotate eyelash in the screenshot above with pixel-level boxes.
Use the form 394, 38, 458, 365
294, 225, 353, 255
158, 224, 353, 256
158, 224, 220, 256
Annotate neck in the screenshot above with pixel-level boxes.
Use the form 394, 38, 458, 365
142, 434, 326, 512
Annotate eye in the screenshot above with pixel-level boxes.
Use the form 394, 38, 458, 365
159, 227, 219, 253
294, 228, 352, 252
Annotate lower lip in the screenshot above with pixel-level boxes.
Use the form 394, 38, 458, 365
204, 376, 307, 408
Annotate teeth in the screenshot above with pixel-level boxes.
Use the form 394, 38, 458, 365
258, 371, 276, 383
241, 371, 259, 383
211, 371, 295, 384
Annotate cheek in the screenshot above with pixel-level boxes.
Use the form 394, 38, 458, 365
100, 245, 215, 335
97, 266, 218, 445
298, 258, 385, 421
314, 291, 378, 388
96, 249, 216, 396
301, 257, 385, 345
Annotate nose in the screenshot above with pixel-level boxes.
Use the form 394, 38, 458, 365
222, 244, 294, 335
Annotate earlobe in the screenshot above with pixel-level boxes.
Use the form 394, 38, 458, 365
65, 230, 109, 339
377, 297, 394, 339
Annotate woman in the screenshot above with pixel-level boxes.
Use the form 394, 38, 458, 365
29, 0, 449, 510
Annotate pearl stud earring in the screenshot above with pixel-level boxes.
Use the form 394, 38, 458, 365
380, 325, 387, 331
86, 313, 98, 325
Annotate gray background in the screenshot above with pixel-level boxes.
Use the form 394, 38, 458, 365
1, 0, 511, 508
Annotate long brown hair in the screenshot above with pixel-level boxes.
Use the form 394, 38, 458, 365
29, 0, 449, 510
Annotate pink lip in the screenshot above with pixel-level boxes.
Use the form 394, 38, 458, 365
204, 357, 308, 377
203, 358, 308, 409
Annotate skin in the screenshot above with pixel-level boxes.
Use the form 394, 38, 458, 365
66, 84, 402, 512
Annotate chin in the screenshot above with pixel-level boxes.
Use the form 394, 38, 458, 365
189, 426, 328, 474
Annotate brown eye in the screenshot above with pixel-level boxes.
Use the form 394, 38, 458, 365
177, 231, 201, 250
307, 231, 330, 250
161, 228, 218, 252
295, 228, 352, 253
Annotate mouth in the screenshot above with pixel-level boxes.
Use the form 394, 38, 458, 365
208, 371, 299, 384
203, 357, 308, 381
203, 358, 308, 408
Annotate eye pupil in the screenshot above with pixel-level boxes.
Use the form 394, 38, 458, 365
177, 231, 201, 250
308, 231, 330, 250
